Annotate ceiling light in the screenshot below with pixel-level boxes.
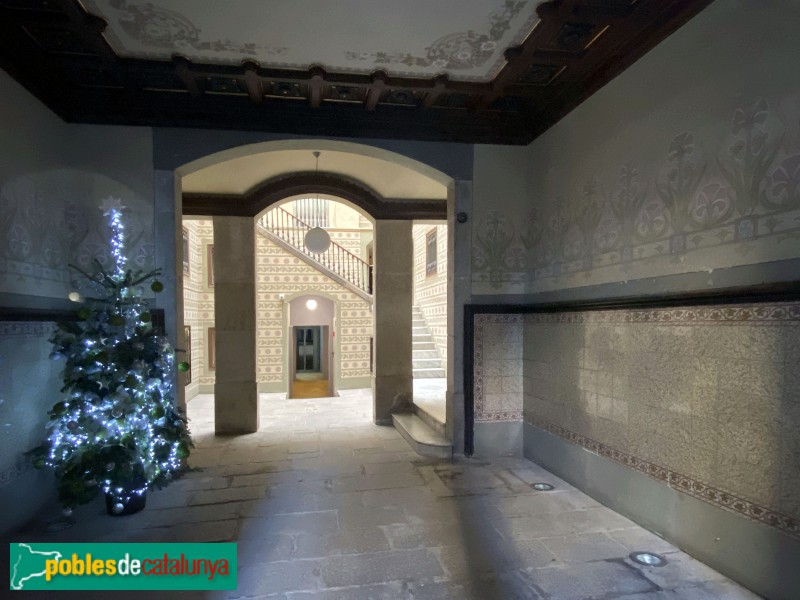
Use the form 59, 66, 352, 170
629, 552, 668, 567
303, 151, 331, 254
306, 299, 318, 311
531, 482, 554, 491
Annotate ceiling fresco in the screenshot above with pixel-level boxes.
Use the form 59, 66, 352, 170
82, 0, 543, 82
0, 0, 714, 144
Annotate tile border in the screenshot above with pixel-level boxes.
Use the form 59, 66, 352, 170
520, 302, 800, 325
524, 412, 800, 541
474, 313, 523, 422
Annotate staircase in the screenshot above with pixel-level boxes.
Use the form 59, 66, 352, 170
258, 207, 372, 303
412, 306, 445, 379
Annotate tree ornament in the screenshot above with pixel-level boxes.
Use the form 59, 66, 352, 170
62, 507, 73, 517
150, 281, 164, 293
177, 361, 190, 372
112, 502, 124, 515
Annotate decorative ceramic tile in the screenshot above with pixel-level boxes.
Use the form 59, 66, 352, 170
521, 300, 800, 540
524, 413, 799, 541
474, 314, 524, 421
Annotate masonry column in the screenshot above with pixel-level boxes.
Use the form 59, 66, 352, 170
213, 216, 258, 434
372, 220, 413, 424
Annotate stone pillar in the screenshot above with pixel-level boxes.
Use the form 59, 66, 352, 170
153, 169, 183, 410
213, 216, 258, 434
448, 180, 473, 454
372, 220, 413, 425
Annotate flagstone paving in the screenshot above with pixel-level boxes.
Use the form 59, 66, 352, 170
6, 391, 760, 599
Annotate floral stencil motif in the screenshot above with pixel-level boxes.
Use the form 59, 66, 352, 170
107, 0, 287, 58
718, 97, 783, 215
635, 197, 669, 242
344, 1, 528, 72
610, 160, 647, 246
473, 210, 522, 286
520, 207, 552, 268
548, 201, 572, 263
765, 154, 800, 211
572, 178, 605, 257
689, 181, 734, 229
657, 132, 707, 233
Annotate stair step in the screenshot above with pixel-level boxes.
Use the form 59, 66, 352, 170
413, 402, 446, 435
413, 368, 446, 378
392, 413, 451, 459
413, 349, 440, 360
412, 342, 436, 350
413, 358, 442, 369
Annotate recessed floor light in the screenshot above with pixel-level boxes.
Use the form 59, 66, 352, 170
630, 551, 668, 567
531, 482, 554, 491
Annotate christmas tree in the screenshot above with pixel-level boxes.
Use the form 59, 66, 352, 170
31, 198, 192, 514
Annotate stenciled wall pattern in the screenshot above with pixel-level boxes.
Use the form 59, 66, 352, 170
183, 219, 373, 393
257, 234, 372, 387
473, 94, 800, 294
523, 302, 800, 540
413, 223, 448, 364
183, 219, 215, 397
0, 172, 156, 300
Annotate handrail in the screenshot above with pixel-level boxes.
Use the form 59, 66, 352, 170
260, 206, 373, 295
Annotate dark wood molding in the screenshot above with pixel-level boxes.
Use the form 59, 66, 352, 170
463, 280, 800, 455
0, 0, 715, 145
183, 172, 447, 220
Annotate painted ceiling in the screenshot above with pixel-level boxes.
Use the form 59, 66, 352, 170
0, 0, 716, 144
82, 0, 543, 82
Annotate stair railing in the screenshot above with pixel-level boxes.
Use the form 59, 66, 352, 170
260, 206, 373, 295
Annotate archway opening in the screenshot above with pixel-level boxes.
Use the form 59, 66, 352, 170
174, 140, 457, 449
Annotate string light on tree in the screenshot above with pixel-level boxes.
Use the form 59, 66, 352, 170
30, 198, 192, 515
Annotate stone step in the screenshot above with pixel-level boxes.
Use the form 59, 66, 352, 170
413, 358, 442, 369
413, 368, 446, 378
392, 413, 451, 459
413, 402, 446, 436
412, 349, 440, 360
412, 341, 436, 350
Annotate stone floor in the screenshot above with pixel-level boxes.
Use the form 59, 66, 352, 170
6, 391, 760, 599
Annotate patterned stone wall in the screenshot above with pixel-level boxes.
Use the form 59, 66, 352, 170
182, 219, 215, 396
184, 219, 373, 392
523, 302, 800, 541
413, 224, 448, 363
256, 234, 372, 387
473, 316, 523, 422
328, 230, 364, 258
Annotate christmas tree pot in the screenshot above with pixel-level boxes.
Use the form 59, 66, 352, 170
105, 479, 147, 516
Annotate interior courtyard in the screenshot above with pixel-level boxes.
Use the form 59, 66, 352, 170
1, 1, 799, 599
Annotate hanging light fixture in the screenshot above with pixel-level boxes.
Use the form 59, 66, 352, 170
304, 151, 331, 254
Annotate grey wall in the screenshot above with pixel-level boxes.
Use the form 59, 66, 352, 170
471, 0, 800, 298
468, 1, 800, 597
0, 70, 156, 534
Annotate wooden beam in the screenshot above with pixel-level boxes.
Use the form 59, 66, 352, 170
242, 60, 263, 104
308, 66, 325, 108
365, 70, 388, 111
173, 55, 202, 97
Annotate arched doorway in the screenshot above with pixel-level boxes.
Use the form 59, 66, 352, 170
166, 138, 470, 452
